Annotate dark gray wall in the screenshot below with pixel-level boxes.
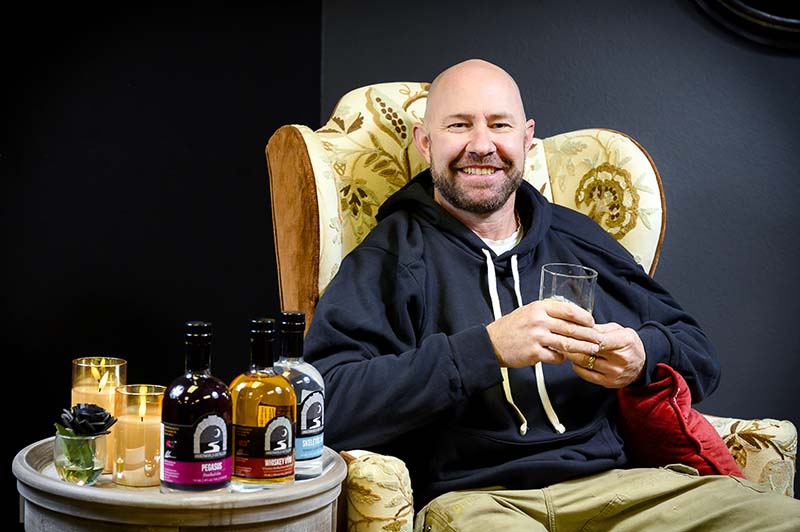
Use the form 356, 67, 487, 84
322, 0, 799, 494
4, 5, 320, 529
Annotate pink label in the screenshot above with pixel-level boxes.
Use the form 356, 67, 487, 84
161, 457, 232, 485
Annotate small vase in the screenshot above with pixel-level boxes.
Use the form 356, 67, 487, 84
53, 432, 107, 486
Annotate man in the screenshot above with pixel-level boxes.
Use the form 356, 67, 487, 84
304, 59, 799, 530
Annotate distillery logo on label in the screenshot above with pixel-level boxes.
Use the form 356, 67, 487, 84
300, 391, 324, 436
264, 416, 293, 456
193, 414, 228, 459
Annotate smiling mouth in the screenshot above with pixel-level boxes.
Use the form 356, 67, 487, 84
459, 166, 500, 175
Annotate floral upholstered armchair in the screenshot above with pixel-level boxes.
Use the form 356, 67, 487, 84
265, 82, 797, 531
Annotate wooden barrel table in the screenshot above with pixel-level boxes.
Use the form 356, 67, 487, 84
13, 437, 346, 531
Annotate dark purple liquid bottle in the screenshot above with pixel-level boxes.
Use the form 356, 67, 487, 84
160, 321, 233, 492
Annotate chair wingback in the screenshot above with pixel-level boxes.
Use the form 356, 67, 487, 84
541, 128, 666, 270
266, 82, 665, 325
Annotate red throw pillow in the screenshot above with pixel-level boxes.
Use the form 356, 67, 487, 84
617, 363, 743, 477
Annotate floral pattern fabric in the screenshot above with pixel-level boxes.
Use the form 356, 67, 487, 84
543, 129, 663, 268
704, 414, 797, 497
342, 450, 414, 532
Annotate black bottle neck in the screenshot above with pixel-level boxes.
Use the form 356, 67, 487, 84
280, 330, 304, 361
250, 333, 276, 369
185, 340, 211, 373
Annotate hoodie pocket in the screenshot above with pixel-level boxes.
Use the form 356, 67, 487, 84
430, 417, 625, 482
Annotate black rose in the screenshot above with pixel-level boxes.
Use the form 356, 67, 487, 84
56, 403, 117, 436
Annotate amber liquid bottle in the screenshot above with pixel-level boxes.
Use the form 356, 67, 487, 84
275, 311, 325, 479
160, 321, 233, 492
230, 318, 297, 491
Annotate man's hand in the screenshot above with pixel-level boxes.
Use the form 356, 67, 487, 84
566, 322, 646, 388
486, 299, 601, 368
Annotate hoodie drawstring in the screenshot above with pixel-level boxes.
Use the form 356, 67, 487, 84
483, 250, 566, 435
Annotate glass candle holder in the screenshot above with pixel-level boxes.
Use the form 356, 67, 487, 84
71, 356, 127, 472
113, 384, 165, 487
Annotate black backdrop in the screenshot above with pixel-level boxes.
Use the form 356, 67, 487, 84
3, 5, 321, 528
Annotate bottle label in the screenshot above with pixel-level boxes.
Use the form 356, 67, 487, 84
297, 390, 324, 460
160, 414, 232, 485
233, 415, 294, 479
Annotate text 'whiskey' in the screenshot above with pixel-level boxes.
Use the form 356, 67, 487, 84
230, 318, 297, 491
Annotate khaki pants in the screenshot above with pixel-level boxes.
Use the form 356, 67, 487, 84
415, 466, 800, 531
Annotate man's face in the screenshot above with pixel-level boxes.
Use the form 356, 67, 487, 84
413, 63, 535, 215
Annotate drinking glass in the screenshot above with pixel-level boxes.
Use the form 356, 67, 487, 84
539, 263, 598, 312
53, 432, 107, 486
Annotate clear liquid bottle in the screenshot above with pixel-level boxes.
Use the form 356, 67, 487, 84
275, 311, 325, 479
160, 321, 232, 492
229, 318, 296, 491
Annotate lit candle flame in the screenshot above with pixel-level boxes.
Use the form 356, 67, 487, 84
97, 370, 110, 393
138, 386, 148, 422
89, 358, 113, 392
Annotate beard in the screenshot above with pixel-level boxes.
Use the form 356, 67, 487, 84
430, 153, 524, 214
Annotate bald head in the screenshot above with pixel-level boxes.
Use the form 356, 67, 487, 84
424, 59, 527, 127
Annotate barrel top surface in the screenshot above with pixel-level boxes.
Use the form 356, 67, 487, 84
14, 437, 346, 512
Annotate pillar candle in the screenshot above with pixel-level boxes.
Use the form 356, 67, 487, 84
71, 356, 127, 473
71, 384, 118, 473
114, 414, 161, 487
113, 384, 165, 487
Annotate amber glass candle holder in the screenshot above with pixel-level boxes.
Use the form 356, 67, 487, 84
71, 356, 127, 472
113, 384, 165, 487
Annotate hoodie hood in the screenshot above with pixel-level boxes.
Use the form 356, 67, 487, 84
377, 170, 553, 274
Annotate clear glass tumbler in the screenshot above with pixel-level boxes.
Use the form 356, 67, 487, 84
539, 262, 598, 312
53, 432, 107, 486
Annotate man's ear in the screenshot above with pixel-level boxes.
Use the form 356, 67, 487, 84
524, 118, 536, 151
412, 122, 431, 163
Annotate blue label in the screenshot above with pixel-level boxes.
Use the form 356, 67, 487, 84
296, 434, 323, 460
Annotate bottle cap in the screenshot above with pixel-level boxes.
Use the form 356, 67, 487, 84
185, 321, 212, 343
279, 311, 305, 333
250, 317, 276, 336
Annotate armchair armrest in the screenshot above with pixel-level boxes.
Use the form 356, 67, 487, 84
703, 414, 797, 497
340, 450, 414, 532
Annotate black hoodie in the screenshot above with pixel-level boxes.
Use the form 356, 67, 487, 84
304, 170, 720, 508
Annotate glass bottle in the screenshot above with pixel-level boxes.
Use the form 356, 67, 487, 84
275, 311, 325, 479
229, 318, 297, 491
160, 321, 232, 492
